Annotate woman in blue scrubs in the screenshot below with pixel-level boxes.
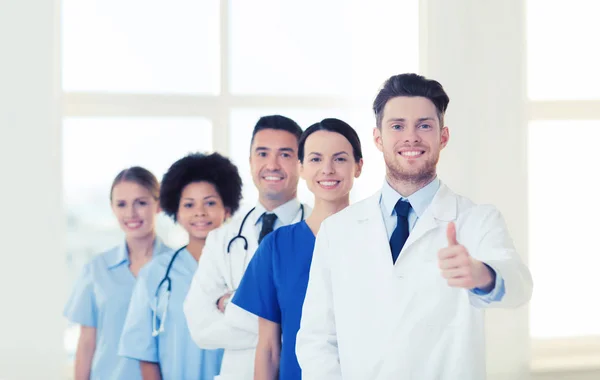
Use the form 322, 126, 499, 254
232, 119, 363, 380
118, 152, 242, 379
64, 167, 171, 380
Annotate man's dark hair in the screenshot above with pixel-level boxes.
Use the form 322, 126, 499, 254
250, 115, 303, 147
372, 73, 450, 128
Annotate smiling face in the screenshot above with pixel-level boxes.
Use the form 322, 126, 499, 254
374, 96, 449, 186
300, 130, 362, 202
111, 181, 160, 239
176, 181, 229, 241
249, 128, 300, 208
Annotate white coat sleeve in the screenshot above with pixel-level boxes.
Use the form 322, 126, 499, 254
183, 229, 258, 350
295, 221, 343, 380
467, 205, 533, 309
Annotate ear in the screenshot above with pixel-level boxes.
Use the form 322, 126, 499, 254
373, 127, 384, 153
224, 207, 232, 220
355, 158, 364, 178
440, 126, 450, 149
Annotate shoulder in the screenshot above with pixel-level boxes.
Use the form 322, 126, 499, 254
447, 187, 502, 221
263, 222, 306, 247
154, 238, 174, 256
321, 193, 379, 227
443, 187, 505, 232
135, 249, 178, 294
207, 208, 252, 242
142, 248, 177, 276
87, 245, 121, 271
274, 222, 305, 239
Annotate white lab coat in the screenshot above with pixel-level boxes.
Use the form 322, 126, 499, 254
296, 184, 533, 380
184, 204, 308, 380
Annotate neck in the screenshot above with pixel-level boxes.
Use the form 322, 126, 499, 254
187, 237, 206, 262
126, 232, 156, 261
305, 196, 350, 235
386, 173, 436, 197
259, 192, 296, 212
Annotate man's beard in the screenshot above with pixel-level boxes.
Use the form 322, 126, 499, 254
384, 151, 438, 186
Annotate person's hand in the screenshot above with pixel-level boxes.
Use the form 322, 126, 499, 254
437, 222, 494, 290
217, 292, 233, 313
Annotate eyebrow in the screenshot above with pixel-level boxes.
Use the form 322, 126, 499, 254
386, 117, 436, 123
256, 146, 295, 152
116, 196, 150, 201
308, 151, 350, 156
182, 195, 218, 201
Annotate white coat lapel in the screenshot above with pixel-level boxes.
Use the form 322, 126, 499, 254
400, 184, 458, 258
356, 192, 392, 268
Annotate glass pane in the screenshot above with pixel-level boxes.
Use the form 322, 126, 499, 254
63, 116, 212, 358
229, 108, 385, 209
62, 0, 219, 94
527, 0, 600, 100
229, 0, 419, 96
528, 120, 600, 338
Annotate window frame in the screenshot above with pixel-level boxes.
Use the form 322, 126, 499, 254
527, 24, 600, 378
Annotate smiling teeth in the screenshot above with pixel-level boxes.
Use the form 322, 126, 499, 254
402, 151, 422, 156
320, 181, 338, 186
265, 176, 282, 181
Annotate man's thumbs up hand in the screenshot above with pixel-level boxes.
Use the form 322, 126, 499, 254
438, 222, 494, 290
446, 220, 459, 246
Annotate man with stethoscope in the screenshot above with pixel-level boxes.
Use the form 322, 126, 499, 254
184, 115, 311, 380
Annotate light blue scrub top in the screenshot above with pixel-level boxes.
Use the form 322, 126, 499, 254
63, 238, 171, 380
118, 247, 224, 380
232, 222, 315, 380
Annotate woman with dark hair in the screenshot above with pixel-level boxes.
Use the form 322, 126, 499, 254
231, 119, 363, 380
64, 167, 172, 380
118, 152, 243, 380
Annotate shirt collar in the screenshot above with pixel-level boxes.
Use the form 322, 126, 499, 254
380, 177, 440, 218
106, 236, 167, 269
254, 198, 302, 226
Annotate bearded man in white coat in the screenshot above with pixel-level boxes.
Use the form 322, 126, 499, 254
296, 73, 533, 380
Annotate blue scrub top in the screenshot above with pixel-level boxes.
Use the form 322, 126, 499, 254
63, 238, 171, 380
118, 247, 224, 380
232, 221, 315, 380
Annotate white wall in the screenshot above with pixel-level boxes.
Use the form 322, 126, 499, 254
421, 1, 530, 379
0, 0, 66, 379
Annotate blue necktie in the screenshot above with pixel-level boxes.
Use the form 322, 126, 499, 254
258, 213, 277, 244
390, 199, 411, 263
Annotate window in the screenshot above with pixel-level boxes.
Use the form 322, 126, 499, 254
528, 121, 600, 339
63, 116, 212, 267
527, 0, 600, 367
61, 0, 419, 363
62, 0, 220, 94
527, 0, 600, 101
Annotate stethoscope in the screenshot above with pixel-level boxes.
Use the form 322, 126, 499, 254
225, 204, 305, 291
152, 245, 186, 337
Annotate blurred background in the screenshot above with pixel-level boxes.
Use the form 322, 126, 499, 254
1, 0, 598, 379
